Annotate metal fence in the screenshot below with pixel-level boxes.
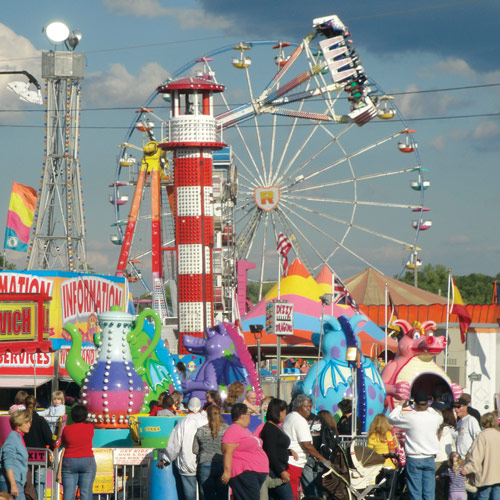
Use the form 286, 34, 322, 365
27, 447, 56, 500
29, 435, 376, 500
96, 462, 152, 500
28, 448, 154, 500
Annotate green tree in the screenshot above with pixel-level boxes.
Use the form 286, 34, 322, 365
246, 281, 276, 305
399, 264, 449, 295
455, 273, 495, 305
0, 255, 16, 270
398, 264, 499, 304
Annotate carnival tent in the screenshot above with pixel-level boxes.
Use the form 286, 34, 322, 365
241, 260, 397, 357
344, 268, 448, 305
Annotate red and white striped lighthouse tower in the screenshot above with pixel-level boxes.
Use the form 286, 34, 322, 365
158, 77, 225, 353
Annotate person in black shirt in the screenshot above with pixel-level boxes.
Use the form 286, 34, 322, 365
24, 396, 55, 500
337, 398, 362, 436
260, 398, 294, 500
302, 410, 338, 497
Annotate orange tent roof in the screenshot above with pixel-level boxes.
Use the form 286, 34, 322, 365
342, 268, 500, 327
286, 259, 311, 279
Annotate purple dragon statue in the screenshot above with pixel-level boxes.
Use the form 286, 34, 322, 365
181, 322, 262, 405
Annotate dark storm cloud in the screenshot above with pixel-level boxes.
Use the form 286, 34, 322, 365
199, 0, 499, 72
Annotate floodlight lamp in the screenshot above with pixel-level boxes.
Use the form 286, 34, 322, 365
66, 30, 82, 51
345, 346, 359, 362
250, 324, 263, 334
43, 22, 70, 44
7, 81, 43, 105
320, 293, 333, 306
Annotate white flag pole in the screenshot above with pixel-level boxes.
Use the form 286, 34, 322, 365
278, 255, 281, 300
384, 282, 388, 366
444, 269, 452, 373
331, 269, 335, 316
277, 253, 282, 399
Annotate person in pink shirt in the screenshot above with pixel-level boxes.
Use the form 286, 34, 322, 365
221, 403, 269, 500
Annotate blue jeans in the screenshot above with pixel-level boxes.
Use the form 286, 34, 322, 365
477, 484, 500, 500
61, 456, 97, 500
172, 464, 197, 500
0, 475, 26, 500
198, 461, 227, 500
34, 466, 47, 500
229, 471, 267, 500
180, 474, 197, 500
301, 457, 321, 496
269, 479, 293, 500
405, 456, 436, 500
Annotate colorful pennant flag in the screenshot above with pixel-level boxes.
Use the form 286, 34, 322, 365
492, 280, 498, 305
276, 232, 292, 275
4, 182, 37, 252
387, 292, 400, 334
451, 276, 471, 343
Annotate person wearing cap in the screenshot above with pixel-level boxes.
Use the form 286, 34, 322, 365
388, 390, 443, 500
456, 393, 481, 426
454, 396, 481, 460
158, 397, 208, 500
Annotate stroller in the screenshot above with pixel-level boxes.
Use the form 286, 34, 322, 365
320, 440, 391, 500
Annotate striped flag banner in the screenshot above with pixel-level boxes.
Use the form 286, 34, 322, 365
276, 232, 292, 275
4, 182, 36, 252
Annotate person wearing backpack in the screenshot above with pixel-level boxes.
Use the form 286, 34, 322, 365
301, 410, 338, 497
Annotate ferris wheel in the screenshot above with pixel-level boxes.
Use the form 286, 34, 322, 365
110, 14, 430, 309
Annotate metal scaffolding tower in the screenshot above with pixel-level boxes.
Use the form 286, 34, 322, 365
27, 50, 88, 271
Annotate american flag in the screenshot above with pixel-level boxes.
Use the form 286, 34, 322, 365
333, 274, 360, 312
276, 232, 292, 275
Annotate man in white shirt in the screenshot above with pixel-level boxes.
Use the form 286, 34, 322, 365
388, 390, 443, 500
282, 394, 330, 500
454, 396, 481, 459
158, 397, 208, 500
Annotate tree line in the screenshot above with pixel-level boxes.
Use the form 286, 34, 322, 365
398, 264, 500, 305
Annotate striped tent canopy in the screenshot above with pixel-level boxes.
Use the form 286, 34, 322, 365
241, 260, 397, 357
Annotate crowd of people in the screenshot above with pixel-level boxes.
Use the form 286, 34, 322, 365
0, 390, 96, 500
159, 391, 337, 500
386, 389, 500, 500
1, 385, 500, 500
155, 384, 500, 500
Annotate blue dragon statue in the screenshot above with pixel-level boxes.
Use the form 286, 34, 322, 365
299, 314, 386, 431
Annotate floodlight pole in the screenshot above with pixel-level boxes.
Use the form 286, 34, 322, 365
250, 324, 263, 385
313, 294, 332, 411
27, 48, 88, 271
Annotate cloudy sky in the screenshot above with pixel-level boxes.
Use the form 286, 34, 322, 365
0, 0, 498, 284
